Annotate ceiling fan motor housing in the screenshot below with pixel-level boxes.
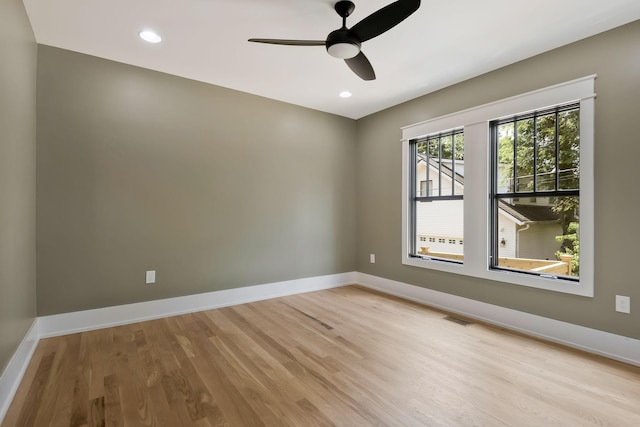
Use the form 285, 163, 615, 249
326, 28, 361, 59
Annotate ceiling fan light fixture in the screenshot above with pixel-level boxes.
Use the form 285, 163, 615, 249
327, 42, 360, 59
326, 28, 361, 59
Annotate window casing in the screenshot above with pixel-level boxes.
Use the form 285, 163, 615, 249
401, 76, 595, 297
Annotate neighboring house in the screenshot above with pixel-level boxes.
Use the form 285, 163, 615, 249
497, 199, 563, 260
415, 159, 563, 261
415, 158, 464, 255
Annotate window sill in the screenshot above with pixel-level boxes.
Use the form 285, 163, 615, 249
402, 255, 592, 297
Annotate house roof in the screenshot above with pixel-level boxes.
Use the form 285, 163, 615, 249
498, 201, 559, 223
419, 155, 558, 224
417, 155, 464, 185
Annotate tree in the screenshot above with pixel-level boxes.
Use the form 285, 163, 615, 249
417, 132, 464, 160
555, 222, 579, 275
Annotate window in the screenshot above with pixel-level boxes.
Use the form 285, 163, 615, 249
491, 104, 580, 281
409, 130, 464, 263
419, 180, 433, 197
401, 76, 594, 296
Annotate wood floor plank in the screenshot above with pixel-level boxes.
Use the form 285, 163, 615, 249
103, 374, 123, 427
3, 285, 640, 426
182, 329, 268, 426
89, 396, 105, 427
32, 338, 81, 427
111, 323, 155, 426
47, 333, 82, 427
219, 305, 374, 425
14, 352, 55, 427
161, 316, 227, 425
199, 311, 321, 426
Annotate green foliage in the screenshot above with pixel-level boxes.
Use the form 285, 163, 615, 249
497, 109, 579, 193
418, 132, 464, 160
555, 222, 580, 275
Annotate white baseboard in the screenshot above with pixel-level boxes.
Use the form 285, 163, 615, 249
0, 319, 39, 424
38, 272, 356, 338
355, 272, 640, 367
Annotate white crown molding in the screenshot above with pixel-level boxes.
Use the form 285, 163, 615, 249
355, 272, 640, 367
0, 319, 39, 424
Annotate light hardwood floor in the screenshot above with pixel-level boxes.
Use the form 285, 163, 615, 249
3, 285, 640, 426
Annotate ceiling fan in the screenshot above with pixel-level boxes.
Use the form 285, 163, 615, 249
248, 0, 421, 81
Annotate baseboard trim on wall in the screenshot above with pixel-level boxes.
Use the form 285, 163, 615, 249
355, 272, 640, 367
0, 319, 39, 423
38, 272, 357, 338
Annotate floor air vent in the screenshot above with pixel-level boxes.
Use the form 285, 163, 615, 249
444, 315, 472, 326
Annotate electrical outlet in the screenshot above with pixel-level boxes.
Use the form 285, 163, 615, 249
146, 270, 156, 285
370, 254, 376, 264
615, 295, 630, 314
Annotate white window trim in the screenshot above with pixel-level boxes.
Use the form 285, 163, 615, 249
401, 75, 595, 297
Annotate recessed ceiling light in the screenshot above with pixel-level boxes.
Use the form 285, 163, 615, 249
339, 91, 352, 98
139, 30, 162, 44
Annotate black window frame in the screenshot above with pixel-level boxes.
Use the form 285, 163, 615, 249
489, 103, 580, 281
409, 129, 464, 261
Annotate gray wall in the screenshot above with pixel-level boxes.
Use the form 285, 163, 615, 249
0, 0, 37, 373
356, 20, 640, 339
14, 13, 640, 349
36, 46, 357, 315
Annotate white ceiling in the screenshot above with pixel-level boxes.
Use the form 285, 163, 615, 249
23, 0, 640, 119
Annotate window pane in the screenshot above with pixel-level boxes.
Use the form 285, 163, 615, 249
516, 118, 534, 192
558, 109, 580, 190
416, 199, 464, 262
453, 132, 464, 196
496, 196, 579, 279
440, 135, 453, 196
497, 122, 515, 193
427, 138, 439, 196
415, 141, 426, 197
536, 113, 556, 191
